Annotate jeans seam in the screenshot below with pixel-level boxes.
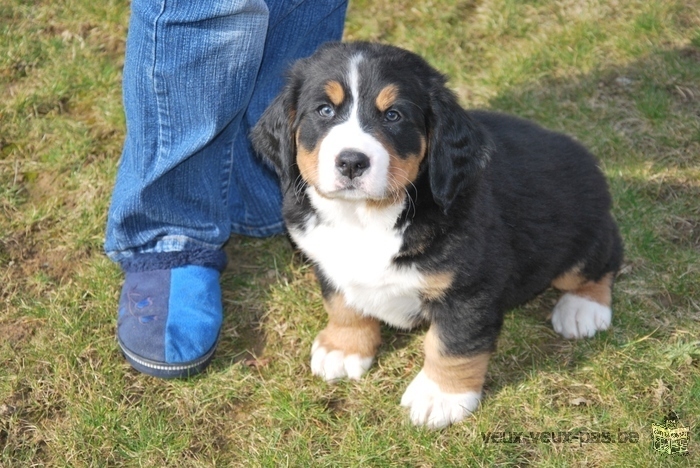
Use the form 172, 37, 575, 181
221, 135, 235, 215
152, 0, 169, 173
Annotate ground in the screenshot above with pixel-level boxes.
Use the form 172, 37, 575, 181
1, 0, 699, 465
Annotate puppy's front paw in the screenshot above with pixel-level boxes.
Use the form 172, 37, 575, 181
552, 293, 611, 339
309, 310, 381, 382
311, 340, 374, 381
400, 370, 481, 429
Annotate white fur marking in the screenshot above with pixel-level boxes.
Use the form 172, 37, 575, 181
316, 54, 391, 199
310, 340, 374, 381
400, 370, 481, 429
551, 293, 611, 339
290, 188, 426, 329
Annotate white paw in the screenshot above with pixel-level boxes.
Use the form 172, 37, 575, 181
551, 293, 611, 339
310, 340, 374, 381
400, 370, 481, 429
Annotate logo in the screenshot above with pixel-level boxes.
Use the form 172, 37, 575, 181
652, 411, 689, 456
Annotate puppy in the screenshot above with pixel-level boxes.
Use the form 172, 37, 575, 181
251, 42, 623, 429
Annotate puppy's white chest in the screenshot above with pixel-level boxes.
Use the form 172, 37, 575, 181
290, 191, 424, 329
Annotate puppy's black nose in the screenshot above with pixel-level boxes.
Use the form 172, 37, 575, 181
336, 150, 370, 179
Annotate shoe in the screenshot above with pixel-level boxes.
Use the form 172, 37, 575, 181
116, 249, 227, 378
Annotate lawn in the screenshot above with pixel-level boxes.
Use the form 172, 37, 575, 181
1, 0, 699, 465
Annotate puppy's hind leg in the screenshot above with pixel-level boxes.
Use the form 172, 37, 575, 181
551, 270, 615, 339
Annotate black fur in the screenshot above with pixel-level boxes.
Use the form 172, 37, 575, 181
252, 42, 623, 359
426, 83, 494, 212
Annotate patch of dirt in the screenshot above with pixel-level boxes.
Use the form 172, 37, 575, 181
88, 25, 127, 60
224, 235, 276, 276
0, 224, 86, 298
0, 383, 53, 465
0, 320, 37, 351
679, 46, 700, 62
25, 171, 60, 204
651, 290, 688, 310
551, 383, 604, 409
666, 217, 700, 250
42, 21, 126, 62
642, 177, 700, 207
31, 95, 71, 117
319, 396, 348, 420
1, 162, 110, 298
0, 386, 30, 420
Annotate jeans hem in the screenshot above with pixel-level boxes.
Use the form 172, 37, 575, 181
230, 220, 286, 238
106, 235, 224, 264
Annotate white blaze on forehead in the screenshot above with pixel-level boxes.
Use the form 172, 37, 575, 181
316, 54, 390, 198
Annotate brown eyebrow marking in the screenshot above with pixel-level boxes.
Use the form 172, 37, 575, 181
324, 80, 345, 106
375, 84, 399, 112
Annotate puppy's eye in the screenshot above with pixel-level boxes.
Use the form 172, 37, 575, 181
385, 110, 401, 122
318, 104, 335, 118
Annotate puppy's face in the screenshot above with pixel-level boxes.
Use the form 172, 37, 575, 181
252, 42, 492, 212
293, 56, 428, 201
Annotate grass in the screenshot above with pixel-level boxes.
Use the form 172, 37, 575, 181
1, 0, 699, 465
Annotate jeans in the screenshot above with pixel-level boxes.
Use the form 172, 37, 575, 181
105, 0, 348, 263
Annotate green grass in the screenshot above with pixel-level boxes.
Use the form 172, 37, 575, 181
2, 0, 700, 465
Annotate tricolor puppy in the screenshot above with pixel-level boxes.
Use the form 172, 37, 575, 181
252, 42, 623, 429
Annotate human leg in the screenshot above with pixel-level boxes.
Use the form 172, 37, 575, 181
107, 0, 270, 378
228, 0, 348, 236
105, 0, 270, 261
107, 0, 348, 378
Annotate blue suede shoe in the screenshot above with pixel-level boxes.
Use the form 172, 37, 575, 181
116, 249, 227, 378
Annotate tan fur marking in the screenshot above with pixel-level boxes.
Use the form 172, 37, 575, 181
551, 265, 585, 290
360, 134, 426, 210
364, 192, 407, 209
388, 135, 427, 190
375, 84, 399, 112
575, 272, 613, 306
552, 269, 614, 307
296, 129, 320, 187
315, 293, 381, 358
325, 80, 345, 106
421, 271, 455, 301
422, 326, 490, 394
365, 132, 426, 206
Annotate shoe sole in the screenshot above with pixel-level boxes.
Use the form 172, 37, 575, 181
117, 335, 218, 379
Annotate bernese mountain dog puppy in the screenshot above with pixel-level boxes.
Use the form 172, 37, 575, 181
251, 42, 623, 429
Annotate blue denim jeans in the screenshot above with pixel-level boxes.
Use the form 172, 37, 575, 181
105, 0, 347, 262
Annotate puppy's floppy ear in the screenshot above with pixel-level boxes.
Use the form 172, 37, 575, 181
251, 82, 298, 189
427, 81, 493, 212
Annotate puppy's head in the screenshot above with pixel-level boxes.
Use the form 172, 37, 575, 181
252, 42, 492, 212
